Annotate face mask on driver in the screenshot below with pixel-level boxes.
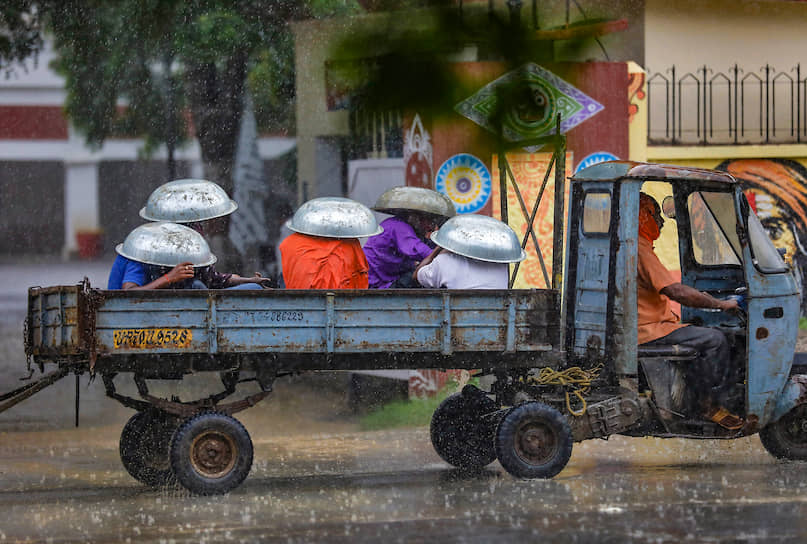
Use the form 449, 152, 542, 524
639, 193, 661, 242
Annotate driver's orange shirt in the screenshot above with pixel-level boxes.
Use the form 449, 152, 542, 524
279, 232, 369, 289
637, 237, 687, 344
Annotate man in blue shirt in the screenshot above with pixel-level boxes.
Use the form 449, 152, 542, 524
107, 255, 195, 290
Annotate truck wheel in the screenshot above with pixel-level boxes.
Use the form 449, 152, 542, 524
120, 410, 178, 487
430, 386, 498, 470
495, 402, 573, 479
760, 404, 807, 460
170, 411, 253, 495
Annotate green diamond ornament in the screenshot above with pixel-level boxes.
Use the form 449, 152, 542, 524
455, 63, 603, 142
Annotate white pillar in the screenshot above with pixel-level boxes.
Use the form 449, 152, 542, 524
190, 159, 204, 179
63, 160, 100, 257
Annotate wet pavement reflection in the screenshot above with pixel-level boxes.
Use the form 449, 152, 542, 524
0, 267, 806, 542
1, 422, 806, 543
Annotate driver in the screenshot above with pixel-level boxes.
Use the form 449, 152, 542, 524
637, 192, 743, 430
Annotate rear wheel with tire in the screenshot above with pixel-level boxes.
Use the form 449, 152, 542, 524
120, 409, 179, 487
495, 402, 573, 479
170, 411, 253, 495
760, 404, 807, 460
430, 385, 498, 470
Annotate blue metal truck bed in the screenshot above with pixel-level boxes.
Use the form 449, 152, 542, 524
25, 281, 561, 375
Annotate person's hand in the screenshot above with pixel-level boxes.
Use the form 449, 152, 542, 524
164, 262, 195, 285
250, 272, 274, 289
718, 297, 741, 314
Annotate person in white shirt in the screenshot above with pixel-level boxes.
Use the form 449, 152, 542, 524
413, 214, 525, 289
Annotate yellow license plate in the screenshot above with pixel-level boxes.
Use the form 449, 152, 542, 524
113, 328, 192, 350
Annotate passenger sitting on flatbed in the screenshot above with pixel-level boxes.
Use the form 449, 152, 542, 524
363, 186, 455, 289
140, 179, 269, 289
279, 197, 381, 289
413, 214, 525, 289
108, 222, 214, 290
636, 192, 743, 431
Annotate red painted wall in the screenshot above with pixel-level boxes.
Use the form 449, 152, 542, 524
562, 62, 630, 171
404, 61, 630, 212
0, 106, 69, 140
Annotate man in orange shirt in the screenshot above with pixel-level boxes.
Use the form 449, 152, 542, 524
637, 192, 743, 430
280, 233, 369, 289
278, 197, 379, 289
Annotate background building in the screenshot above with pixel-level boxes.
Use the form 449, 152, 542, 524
0, 41, 296, 272
292, 0, 807, 300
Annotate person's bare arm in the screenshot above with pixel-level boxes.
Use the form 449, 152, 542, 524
412, 246, 442, 283
660, 283, 740, 313
225, 272, 273, 288
123, 262, 195, 290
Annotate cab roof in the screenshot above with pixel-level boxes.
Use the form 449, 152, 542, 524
570, 161, 737, 185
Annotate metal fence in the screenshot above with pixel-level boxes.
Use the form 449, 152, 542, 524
647, 64, 807, 145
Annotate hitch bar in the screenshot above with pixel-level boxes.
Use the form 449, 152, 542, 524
0, 367, 70, 415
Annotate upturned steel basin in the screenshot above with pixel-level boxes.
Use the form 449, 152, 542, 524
286, 197, 383, 238
373, 186, 456, 218
116, 222, 217, 267
140, 179, 238, 223
431, 214, 526, 263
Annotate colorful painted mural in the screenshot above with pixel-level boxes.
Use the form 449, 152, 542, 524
627, 70, 646, 125
403, 113, 433, 188
455, 63, 604, 144
435, 153, 492, 214
491, 152, 573, 289
716, 158, 807, 311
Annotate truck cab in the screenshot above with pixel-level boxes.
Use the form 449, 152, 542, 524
566, 161, 801, 433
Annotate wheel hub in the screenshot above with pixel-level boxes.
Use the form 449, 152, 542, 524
190, 431, 237, 478
515, 422, 558, 464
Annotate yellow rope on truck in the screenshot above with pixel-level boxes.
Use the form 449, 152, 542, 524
526, 365, 603, 417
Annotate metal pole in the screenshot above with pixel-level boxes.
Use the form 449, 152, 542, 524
765, 64, 771, 142
734, 64, 740, 144
701, 65, 708, 144
75, 373, 80, 428
671, 66, 677, 144
798, 64, 803, 143
552, 115, 566, 292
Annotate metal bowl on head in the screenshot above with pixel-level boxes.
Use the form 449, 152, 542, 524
431, 214, 526, 263
116, 222, 217, 267
139, 179, 238, 223
286, 197, 383, 238
373, 186, 456, 218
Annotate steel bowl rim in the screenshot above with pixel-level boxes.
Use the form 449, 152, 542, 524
431, 215, 527, 263
139, 178, 239, 223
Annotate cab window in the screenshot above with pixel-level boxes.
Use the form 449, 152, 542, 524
687, 191, 741, 266
747, 204, 789, 273
582, 192, 610, 234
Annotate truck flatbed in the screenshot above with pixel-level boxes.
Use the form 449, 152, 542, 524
26, 281, 562, 376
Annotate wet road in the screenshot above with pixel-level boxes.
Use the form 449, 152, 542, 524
2, 420, 807, 543
2, 262, 807, 542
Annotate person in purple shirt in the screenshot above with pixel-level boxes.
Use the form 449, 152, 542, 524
363, 186, 456, 288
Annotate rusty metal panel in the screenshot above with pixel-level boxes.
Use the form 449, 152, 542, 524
31, 287, 562, 368
26, 285, 82, 356
215, 292, 329, 353
99, 289, 560, 356
94, 294, 210, 355
743, 245, 801, 424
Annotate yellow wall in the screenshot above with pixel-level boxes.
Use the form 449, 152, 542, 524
645, 0, 807, 74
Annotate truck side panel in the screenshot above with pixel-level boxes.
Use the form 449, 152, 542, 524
29, 287, 561, 368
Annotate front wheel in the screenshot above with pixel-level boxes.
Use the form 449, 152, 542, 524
170, 411, 253, 495
495, 402, 573, 479
430, 386, 498, 470
760, 404, 807, 460
120, 409, 179, 487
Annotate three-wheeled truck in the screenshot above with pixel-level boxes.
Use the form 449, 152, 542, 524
4, 160, 806, 495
